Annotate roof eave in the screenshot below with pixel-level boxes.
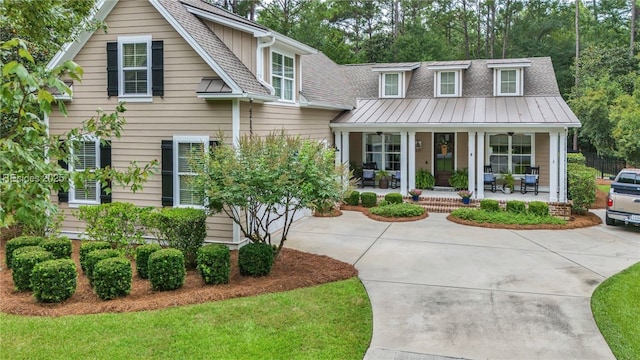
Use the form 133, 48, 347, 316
184, 4, 269, 37
300, 101, 353, 111
330, 122, 581, 129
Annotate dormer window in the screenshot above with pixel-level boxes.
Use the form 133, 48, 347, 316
428, 61, 469, 98
497, 69, 519, 95
372, 63, 419, 99
383, 73, 401, 98
487, 59, 530, 97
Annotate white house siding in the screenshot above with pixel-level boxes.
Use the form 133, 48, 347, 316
49, 0, 235, 241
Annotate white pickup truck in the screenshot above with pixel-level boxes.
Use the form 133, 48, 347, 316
606, 168, 640, 226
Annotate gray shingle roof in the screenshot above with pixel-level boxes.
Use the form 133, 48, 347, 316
301, 52, 355, 109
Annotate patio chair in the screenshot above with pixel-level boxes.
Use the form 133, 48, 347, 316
520, 166, 540, 195
483, 165, 496, 193
361, 168, 376, 188
391, 171, 400, 189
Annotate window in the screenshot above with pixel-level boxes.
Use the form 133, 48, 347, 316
69, 137, 100, 205
382, 73, 400, 98
487, 133, 533, 175
436, 71, 459, 97
118, 36, 151, 97
173, 136, 208, 207
497, 69, 520, 96
364, 133, 401, 171
272, 52, 294, 101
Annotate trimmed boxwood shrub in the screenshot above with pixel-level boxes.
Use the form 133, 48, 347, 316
197, 244, 230, 285
40, 236, 72, 259
146, 208, 207, 269
345, 190, 360, 206
360, 192, 377, 208
369, 203, 425, 217
79, 241, 111, 273
238, 242, 274, 277
528, 201, 550, 216
85, 249, 122, 282
384, 192, 403, 205
506, 200, 526, 214
148, 248, 186, 291
12, 250, 53, 291
480, 199, 500, 212
135, 244, 162, 279
93, 257, 132, 300
11, 246, 46, 268
567, 163, 597, 214
5, 235, 45, 269
567, 153, 586, 165
31, 259, 77, 303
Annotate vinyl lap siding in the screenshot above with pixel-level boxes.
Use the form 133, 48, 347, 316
48, 0, 234, 241
205, 21, 257, 75
535, 133, 550, 187
240, 103, 337, 141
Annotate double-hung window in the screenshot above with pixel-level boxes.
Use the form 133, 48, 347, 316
382, 73, 400, 98
272, 52, 294, 101
173, 136, 208, 207
118, 35, 152, 98
487, 133, 533, 175
69, 137, 100, 205
364, 133, 401, 171
497, 69, 520, 96
437, 71, 459, 97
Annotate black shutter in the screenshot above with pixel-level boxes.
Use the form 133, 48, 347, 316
161, 140, 173, 206
58, 142, 69, 203
152, 40, 164, 97
107, 42, 118, 96
100, 141, 112, 204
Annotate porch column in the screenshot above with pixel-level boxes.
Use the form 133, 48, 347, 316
468, 131, 476, 197
334, 131, 342, 167
400, 131, 408, 195
408, 131, 416, 191
341, 131, 350, 167
549, 132, 559, 202
476, 132, 485, 199
559, 129, 568, 202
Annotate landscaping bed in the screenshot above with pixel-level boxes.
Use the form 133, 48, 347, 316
447, 211, 602, 229
0, 240, 357, 317
340, 204, 429, 222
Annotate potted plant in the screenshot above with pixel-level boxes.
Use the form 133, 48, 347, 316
458, 190, 473, 204
501, 172, 515, 194
376, 170, 391, 189
409, 189, 422, 202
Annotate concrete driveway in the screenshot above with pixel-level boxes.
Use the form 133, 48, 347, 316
285, 210, 640, 360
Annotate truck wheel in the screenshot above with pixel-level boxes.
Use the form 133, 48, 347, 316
605, 213, 616, 226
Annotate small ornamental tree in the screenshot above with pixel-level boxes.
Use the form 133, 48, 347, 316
193, 131, 345, 259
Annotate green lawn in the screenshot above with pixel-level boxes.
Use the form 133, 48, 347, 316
597, 184, 611, 194
0, 278, 371, 360
592, 262, 640, 360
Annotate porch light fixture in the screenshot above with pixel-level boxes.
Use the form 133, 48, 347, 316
376, 131, 382, 136
507, 132, 514, 136
415, 140, 422, 151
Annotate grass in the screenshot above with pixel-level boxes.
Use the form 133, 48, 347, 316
597, 184, 611, 193
0, 277, 372, 360
450, 208, 566, 225
591, 262, 640, 360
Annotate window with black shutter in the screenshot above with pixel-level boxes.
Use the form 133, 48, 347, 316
106, 37, 163, 98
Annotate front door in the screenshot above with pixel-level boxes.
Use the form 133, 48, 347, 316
434, 133, 454, 187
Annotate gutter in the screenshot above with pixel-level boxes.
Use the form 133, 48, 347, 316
256, 35, 276, 95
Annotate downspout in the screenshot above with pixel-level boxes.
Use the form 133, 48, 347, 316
256, 34, 276, 95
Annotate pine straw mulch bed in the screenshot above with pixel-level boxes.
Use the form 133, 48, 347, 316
0, 240, 357, 317
447, 211, 602, 230
340, 204, 429, 222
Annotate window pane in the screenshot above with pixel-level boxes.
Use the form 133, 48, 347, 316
75, 180, 97, 201
272, 77, 281, 98
440, 71, 456, 95
122, 43, 147, 67
500, 70, 517, 94
179, 175, 203, 206
178, 142, 203, 173
284, 56, 294, 78
384, 73, 399, 96
123, 70, 148, 94
512, 156, 531, 174
284, 79, 293, 100
489, 134, 509, 154
512, 134, 532, 155
74, 141, 97, 170
272, 53, 283, 76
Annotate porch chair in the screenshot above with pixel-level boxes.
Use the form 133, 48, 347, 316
483, 165, 497, 193
520, 166, 540, 195
361, 162, 377, 188
391, 171, 400, 189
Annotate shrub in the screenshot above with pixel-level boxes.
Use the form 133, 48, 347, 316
480, 199, 500, 212
197, 244, 230, 285
567, 163, 597, 214
40, 236, 72, 259
145, 208, 207, 269
345, 190, 360, 206
506, 200, 526, 214
11, 246, 46, 268
448, 168, 468, 190
92, 257, 132, 300
85, 249, 122, 282
450, 208, 565, 225
135, 244, 162, 279
5, 235, 45, 269
238, 243, 274, 277
76, 202, 152, 254
79, 241, 111, 273
12, 250, 53, 291
567, 153, 586, 165
416, 169, 435, 189
369, 203, 425, 217
31, 259, 77, 303
360, 192, 377, 208
378, 200, 389, 207
528, 201, 549, 216
384, 192, 404, 205
148, 248, 186, 291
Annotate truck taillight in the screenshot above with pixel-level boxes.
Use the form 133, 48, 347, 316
607, 198, 613, 207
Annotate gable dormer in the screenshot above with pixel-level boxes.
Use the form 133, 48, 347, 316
487, 59, 531, 96
372, 63, 420, 99
427, 61, 471, 98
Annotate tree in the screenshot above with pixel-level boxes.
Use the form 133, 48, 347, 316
0, 39, 157, 234
193, 131, 346, 259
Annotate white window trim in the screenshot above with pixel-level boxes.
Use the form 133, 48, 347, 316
118, 35, 152, 101
435, 70, 461, 97
380, 72, 403, 98
69, 136, 101, 207
485, 133, 535, 176
362, 132, 401, 171
271, 50, 296, 103
494, 68, 523, 96
173, 135, 209, 208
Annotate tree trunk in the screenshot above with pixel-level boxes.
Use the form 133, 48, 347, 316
632, 0, 637, 55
